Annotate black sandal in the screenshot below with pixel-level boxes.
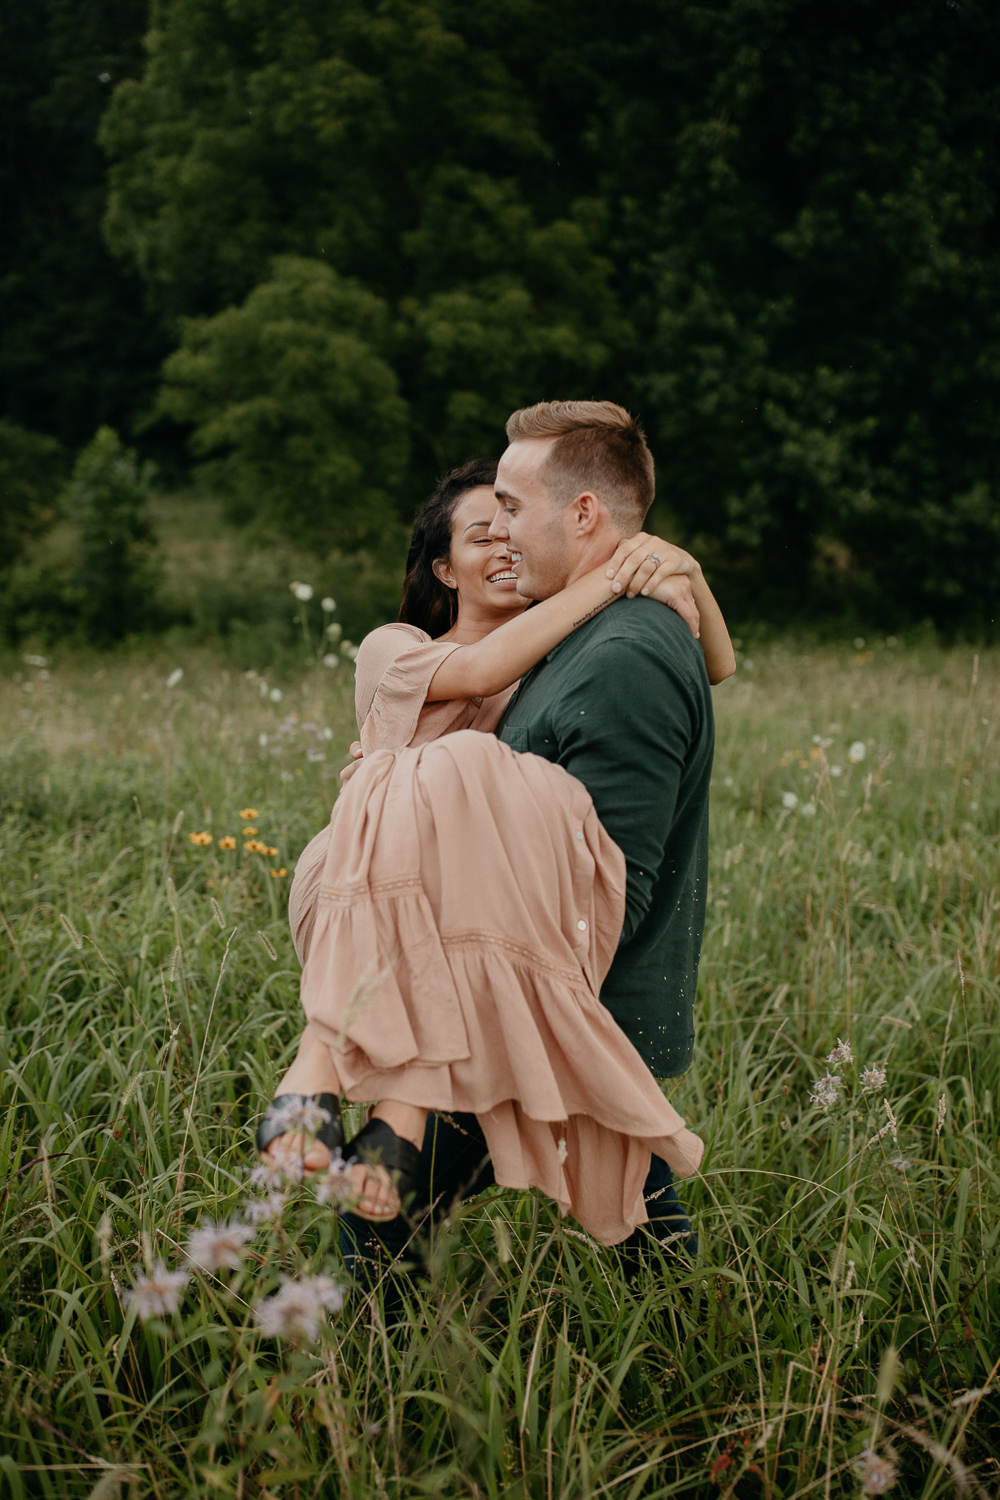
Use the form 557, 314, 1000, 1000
342, 1118, 421, 1214
255, 1093, 343, 1156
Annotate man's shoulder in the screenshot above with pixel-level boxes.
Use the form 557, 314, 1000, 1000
580, 597, 707, 683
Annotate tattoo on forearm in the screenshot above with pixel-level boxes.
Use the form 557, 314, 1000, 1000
572, 597, 616, 629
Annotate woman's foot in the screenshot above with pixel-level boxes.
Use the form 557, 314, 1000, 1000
343, 1109, 425, 1222
261, 1031, 343, 1172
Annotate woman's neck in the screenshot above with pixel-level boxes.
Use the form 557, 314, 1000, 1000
440, 599, 528, 645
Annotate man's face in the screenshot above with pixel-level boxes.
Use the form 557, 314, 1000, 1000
490, 439, 574, 600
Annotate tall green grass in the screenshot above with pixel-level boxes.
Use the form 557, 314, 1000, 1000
1, 636, 997, 1498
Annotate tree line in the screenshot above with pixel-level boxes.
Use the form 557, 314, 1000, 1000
3, 0, 999, 637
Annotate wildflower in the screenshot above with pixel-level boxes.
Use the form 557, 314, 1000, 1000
314, 1153, 355, 1205
269, 688, 283, 702
342, 643, 359, 662
325, 621, 342, 642
830, 765, 843, 777
186, 1217, 254, 1272
848, 741, 867, 763
243, 1192, 287, 1225
799, 800, 817, 818
23, 654, 47, 667
249, 1157, 304, 1190
290, 581, 314, 601
166, 668, 183, 688
270, 866, 287, 878
306, 747, 325, 762
782, 791, 798, 809
126, 1261, 189, 1320
189, 830, 213, 846
244, 839, 266, 853
809, 1072, 842, 1111
267, 1099, 332, 1136
218, 835, 236, 850
888, 1154, 911, 1173
322, 654, 341, 669
242, 826, 258, 836
321, 596, 336, 612
855, 1448, 898, 1494
253, 1275, 345, 1341
239, 808, 259, 820
259, 732, 269, 747
935, 1094, 947, 1136
827, 1038, 853, 1068
860, 1065, 887, 1092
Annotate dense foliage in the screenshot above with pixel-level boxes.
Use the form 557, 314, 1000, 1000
3, 0, 1000, 628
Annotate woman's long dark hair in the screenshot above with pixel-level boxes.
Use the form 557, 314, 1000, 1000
398, 458, 499, 638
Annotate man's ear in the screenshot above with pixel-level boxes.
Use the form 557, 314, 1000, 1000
571, 492, 603, 536
431, 557, 457, 590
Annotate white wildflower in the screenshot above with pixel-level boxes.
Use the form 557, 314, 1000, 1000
855, 1447, 898, 1494
269, 688, 283, 702
267, 1099, 332, 1137
253, 1275, 345, 1341
314, 1153, 355, 1206
290, 581, 314, 602
185, 1217, 254, 1272
126, 1261, 189, 1320
243, 1192, 287, 1225
166, 668, 183, 688
830, 764, 843, 777
827, 1037, 853, 1068
799, 800, 817, 817
325, 621, 342, 642
848, 740, 867, 763
23, 654, 47, 667
853, 637, 866, 650
860, 1065, 887, 1092
249, 1157, 304, 1191
321, 596, 336, 612
258, 732, 268, 747
888, 1154, 912, 1173
809, 1072, 842, 1111
782, 791, 799, 810
322, 653, 341, 669
306, 747, 325, 762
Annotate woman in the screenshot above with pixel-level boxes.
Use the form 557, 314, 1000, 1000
259, 459, 734, 1244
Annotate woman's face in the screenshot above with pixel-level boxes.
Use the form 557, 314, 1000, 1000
432, 486, 526, 619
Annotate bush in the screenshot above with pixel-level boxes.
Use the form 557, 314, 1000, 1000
0, 418, 67, 568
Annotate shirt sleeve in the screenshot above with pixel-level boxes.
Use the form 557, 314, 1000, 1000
550, 633, 700, 945
355, 624, 467, 752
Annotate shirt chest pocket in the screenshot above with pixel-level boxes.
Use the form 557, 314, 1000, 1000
501, 727, 529, 753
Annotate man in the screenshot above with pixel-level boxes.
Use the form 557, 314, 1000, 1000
342, 400, 721, 1280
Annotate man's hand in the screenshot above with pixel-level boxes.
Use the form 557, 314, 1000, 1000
340, 741, 364, 784
606, 533, 701, 637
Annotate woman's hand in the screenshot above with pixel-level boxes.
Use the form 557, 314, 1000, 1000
606, 533, 701, 636
340, 741, 364, 784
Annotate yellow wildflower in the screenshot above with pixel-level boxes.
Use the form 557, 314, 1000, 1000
244, 839, 268, 854
218, 836, 236, 851
189, 831, 213, 846
270, 867, 287, 879
241, 826, 258, 836
264, 845, 278, 857
238, 808, 259, 820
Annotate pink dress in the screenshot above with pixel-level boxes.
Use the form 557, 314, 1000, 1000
288, 623, 703, 1244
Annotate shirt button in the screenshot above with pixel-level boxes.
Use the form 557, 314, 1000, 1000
577, 919, 587, 931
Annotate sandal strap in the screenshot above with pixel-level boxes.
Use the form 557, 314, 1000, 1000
343, 1118, 421, 1204
255, 1092, 343, 1155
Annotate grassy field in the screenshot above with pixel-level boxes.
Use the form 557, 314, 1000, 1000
0, 634, 997, 1498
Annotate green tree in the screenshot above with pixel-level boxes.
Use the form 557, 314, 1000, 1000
0, 419, 67, 569
0, 0, 169, 450
68, 425, 160, 641
158, 257, 409, 549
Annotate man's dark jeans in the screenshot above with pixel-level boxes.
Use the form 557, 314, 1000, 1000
339, 1110, 697, 1296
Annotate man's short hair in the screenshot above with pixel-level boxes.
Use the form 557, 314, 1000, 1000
505, 400, 655, 532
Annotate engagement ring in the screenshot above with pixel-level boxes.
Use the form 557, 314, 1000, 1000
648, 553, 661, 564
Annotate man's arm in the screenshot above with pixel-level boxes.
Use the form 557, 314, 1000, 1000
551, 631, 700, 945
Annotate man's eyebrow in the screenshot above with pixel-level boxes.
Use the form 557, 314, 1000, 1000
462, 519, 492, 533
493, 485, 516, 501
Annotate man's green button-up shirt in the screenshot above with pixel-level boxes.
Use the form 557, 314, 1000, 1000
497, 596, 714, 1078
